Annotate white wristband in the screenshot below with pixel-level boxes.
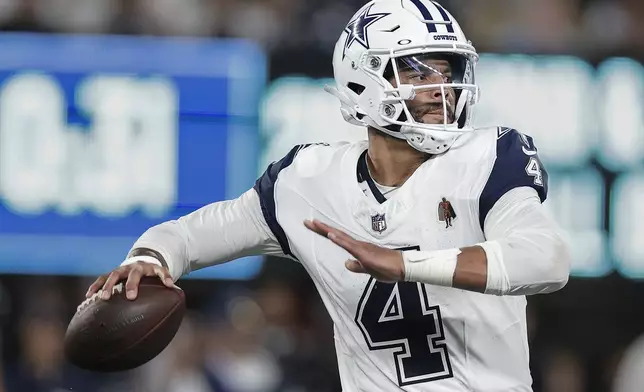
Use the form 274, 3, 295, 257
120, 255, 163, 268
402, 248, 461, 287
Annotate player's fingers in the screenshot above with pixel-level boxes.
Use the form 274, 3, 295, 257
328, 232, 367, 260
151, 265, 175, 288
303, 219, 330, 237
308, 220, 360, 247
304, 219, 341, 238
101, 268, 126, 300
327, 230, 352, 248
345, 259, 367, 274
323, 225, 360, 248
125, 264, 144, 300
304, 219, 365, 258
86, 275, 108, 298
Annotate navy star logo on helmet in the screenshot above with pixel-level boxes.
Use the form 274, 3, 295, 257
343, 4, 390, 59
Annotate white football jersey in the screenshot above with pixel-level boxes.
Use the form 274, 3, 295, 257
253, 126, 548, 391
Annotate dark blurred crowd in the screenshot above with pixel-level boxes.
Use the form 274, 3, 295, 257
0, 0, 643, 55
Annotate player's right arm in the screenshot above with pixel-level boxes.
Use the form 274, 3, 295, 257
86, 144, 311, 300
86, 188, 283, 300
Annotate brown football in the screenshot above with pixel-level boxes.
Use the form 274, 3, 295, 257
64, 277, 185, 372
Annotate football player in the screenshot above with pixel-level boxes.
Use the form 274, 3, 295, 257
86, 0, 571, 390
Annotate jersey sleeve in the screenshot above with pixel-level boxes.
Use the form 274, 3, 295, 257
478, 128, 548, 229
254, 144, 320, 260
125, 187, 283, 281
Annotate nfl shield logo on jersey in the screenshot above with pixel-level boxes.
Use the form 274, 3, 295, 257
371, 214, 387, 233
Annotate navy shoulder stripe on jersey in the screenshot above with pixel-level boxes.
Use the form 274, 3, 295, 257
478, 127, 548, 230
254, 144, 315, 258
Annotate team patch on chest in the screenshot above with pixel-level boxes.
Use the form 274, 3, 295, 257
437, 197, 457, 229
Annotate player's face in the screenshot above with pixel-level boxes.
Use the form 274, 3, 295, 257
392, 55, 457, 125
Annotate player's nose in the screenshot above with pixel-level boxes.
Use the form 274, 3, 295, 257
418, 86, 446, 102
430, 87, 444, 100
422, 74, 453, 101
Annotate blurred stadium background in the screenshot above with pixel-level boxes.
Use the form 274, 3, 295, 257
0, 0, 643, 391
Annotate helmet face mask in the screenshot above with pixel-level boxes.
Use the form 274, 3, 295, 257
329, 0, 480, 154
383, 51, 477, 126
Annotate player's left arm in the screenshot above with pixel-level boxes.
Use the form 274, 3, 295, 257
409, 128, 571, 295
305, 191, 571, 295
305, 128, 571, 295
446, 187, 570, 295
407, 128, 571, 295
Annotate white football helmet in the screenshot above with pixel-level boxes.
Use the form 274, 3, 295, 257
327, 0, 480, 154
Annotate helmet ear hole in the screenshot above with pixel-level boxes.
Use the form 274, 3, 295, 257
347, 82, 365, 95
384, 110, 407, 133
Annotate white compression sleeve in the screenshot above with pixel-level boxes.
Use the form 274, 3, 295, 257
121, 188, 284, 281
481, 187, 571, 295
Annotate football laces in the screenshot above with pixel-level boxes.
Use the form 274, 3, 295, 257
77, 283, 125, 313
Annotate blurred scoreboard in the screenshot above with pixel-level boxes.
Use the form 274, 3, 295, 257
0, 33, 266, 279
260, 55, 644, 280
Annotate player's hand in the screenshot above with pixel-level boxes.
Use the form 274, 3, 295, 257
86, 261, 174, 301
304, 219, 404, 283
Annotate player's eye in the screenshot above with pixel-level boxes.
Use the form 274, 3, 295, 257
407, 73, 452, 84
410, 74, 428, 81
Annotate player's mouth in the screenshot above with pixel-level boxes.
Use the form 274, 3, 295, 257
412, 103, 455, 124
